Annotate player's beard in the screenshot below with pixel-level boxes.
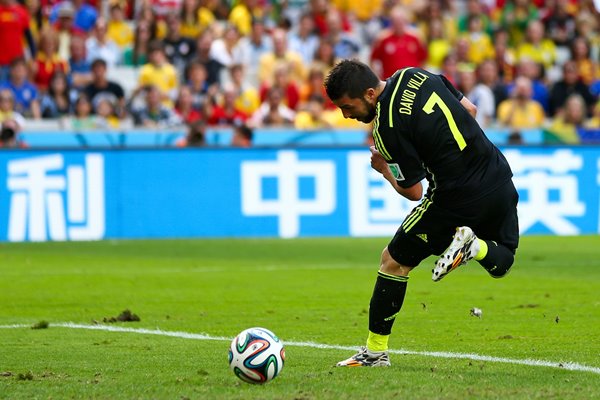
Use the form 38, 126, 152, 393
357, 97, 377, 123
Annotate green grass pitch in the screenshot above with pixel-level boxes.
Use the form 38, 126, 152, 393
1, 236, 599, 399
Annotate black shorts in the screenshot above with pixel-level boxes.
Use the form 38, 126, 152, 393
387, 180, 519, 267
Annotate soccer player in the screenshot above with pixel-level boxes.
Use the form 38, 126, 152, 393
324, 60, 519, 367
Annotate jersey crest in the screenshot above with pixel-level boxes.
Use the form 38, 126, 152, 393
388, 163, 405, 181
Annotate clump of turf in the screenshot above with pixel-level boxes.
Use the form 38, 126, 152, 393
31, 321, 49, 330
103, 309, 140, 323
17, 371, 33, 381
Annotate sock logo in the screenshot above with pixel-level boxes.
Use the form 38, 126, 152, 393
384, 311, 400, 322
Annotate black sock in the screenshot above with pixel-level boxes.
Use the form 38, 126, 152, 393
478, 240, 515, 278
368, 271, 408, 335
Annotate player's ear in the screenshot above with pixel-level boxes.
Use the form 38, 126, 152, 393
365, 88, 377, 103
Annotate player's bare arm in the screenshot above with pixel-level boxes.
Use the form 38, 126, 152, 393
460, 96, 477, 119
370, 146, 422, 201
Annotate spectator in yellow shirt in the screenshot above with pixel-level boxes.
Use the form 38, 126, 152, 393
499, 0, 539, 47
229, 64, 260, 115
497, 76, 546, 130
463, 14, 494, 65
107, 2, 133, 49
258, 28, 306, 87
179, 0, 215, 40
294, 94, 368, 130
585, 101, 600, 129
571, 36, 598, 86
546, 94, 586, 144
584, 100, 600, 130
229, 0, 264, 36
417, 0, 457, 45
332, 0, 382, 23
424, 18, 452, 72
136, 41, 178, 103
294, 95, 333, 130
515, 20, 556, 71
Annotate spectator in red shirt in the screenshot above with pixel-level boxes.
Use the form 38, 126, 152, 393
0, 0, 35, 81
31, 27, 69, 92
207, 83, 248, 126
309, 0, 351, 37
259, 64, 300, 111
175, 85, 202, 125
370, 6, 427, 79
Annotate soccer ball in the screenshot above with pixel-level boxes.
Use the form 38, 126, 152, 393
228, 327, 285, 384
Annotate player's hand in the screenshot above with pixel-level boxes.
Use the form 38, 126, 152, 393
369, 146, 390, 176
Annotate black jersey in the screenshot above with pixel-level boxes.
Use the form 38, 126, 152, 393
372, 67, 513, 206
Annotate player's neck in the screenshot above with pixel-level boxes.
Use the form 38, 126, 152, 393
374, 81, 387, 100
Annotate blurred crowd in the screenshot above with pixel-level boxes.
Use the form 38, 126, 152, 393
1, 0, 600, 148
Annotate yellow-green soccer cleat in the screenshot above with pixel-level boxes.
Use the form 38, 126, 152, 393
336, 346, 391, 367
432, 226, 479, 282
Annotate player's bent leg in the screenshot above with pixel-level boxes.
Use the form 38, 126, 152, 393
337, 247, 413, 367
432, 228, 517, 281
471, 179, 519, 279
476, 240, 515, 278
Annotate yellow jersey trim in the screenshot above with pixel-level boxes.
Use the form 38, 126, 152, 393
388, 67, 412, 128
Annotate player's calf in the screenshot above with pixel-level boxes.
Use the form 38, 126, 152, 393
477, 240, 515, 278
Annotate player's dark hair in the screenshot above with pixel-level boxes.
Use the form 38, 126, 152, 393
235, 124, 253, 141
324, 59, 379, 101
1, 124, 16, 142
187, 120, 206, 147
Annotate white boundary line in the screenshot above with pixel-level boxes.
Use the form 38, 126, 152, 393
1, 322, 599, 376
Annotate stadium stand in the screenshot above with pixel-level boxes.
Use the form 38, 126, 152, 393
0, 0, 599, 148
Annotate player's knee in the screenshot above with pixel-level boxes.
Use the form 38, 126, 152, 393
479, 245, 515, 278
497, 245, 514, 266
380, 247, 413, 276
